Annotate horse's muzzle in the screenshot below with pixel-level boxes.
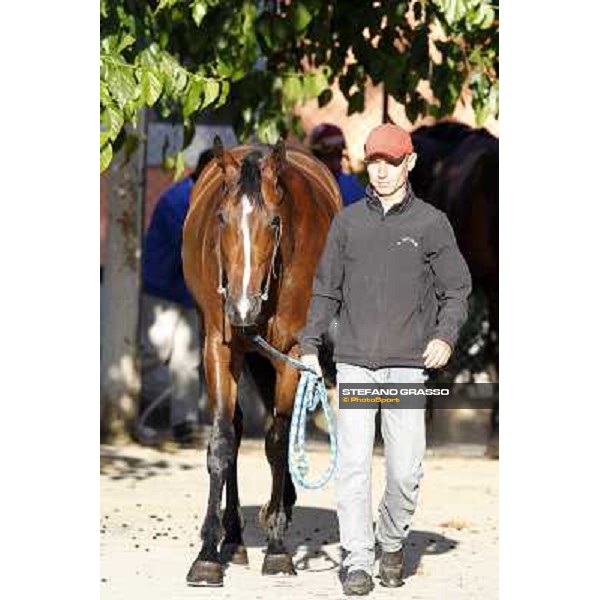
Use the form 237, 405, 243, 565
224, 294, 263, 327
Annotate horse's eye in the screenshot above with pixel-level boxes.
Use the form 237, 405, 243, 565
270, 215, 281, 229
217, 211, 226, 226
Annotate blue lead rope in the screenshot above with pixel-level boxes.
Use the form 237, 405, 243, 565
288, 369, 338, 489
250, 335, 338, 489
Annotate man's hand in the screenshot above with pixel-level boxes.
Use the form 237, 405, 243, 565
300, 353, 323, 378
423, 339, 452, 369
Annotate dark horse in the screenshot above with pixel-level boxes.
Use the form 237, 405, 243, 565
412, 123, 498, 297
411, 122, 499, 454
182, 137, 341, 585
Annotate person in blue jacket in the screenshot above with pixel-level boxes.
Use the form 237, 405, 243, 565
309, 123, 365, 207
139, 149, 213, 445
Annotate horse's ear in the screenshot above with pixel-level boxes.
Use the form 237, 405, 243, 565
263, 138, 287, 178
213, 135, 224, 158
273, 137, 286, 169
213, 135, 238, 179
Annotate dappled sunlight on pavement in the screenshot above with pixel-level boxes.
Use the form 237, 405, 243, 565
101, 440, 497, 599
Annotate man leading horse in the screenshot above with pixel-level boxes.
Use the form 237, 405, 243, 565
298, 123, 472, 595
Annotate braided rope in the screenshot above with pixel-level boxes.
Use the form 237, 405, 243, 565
250, 334, 338, 489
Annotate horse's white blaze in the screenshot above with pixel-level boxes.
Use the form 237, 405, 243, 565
238, 194, 253, 319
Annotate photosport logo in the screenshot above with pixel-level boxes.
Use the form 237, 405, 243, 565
338, 383, 498, 409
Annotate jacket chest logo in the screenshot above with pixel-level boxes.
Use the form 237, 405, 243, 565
396, 236, 419, 248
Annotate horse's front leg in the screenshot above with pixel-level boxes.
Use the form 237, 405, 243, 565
186, 336, 242, 586
219, 402, 248, 565
260, 358, 299, 576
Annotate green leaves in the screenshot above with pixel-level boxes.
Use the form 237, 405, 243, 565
280, 68, 331, 109
137, 68, 162, 107
432, 0, 496, 29
100, 80, 112, 106
105, 61, 138, 109
117, 34, 135, 53
100, 0, 497, 174
470, 71, 498, 126
203, 79, 221, 106
183, 78, 204, 118
163, 151, 186, 181
160, 53, 188, 95
100, 142, 113, 173
215, 80, 230, 108
304, 70, 328, 99
478, 3, 495, 29
292, 2, 312, 33
182, 77, 224, 118
102, 105, 124, 141
434, 0, 467, 25
191, 0, 208, 27
155, 0, 184, 12
282, 75, 303, 107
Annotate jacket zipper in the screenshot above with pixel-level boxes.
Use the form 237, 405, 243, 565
368, 216, 386, 367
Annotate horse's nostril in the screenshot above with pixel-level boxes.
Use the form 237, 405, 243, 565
223, 294, 263, 326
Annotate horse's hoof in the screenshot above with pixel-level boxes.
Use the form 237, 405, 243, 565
186, 558, 224, 586
262, 552, 297, 576
220, 543, 249, 565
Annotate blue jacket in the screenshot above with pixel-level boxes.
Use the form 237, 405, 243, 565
142, 177, 195, 308
337, 172, 365, 207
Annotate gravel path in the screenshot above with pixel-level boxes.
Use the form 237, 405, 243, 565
100, 440, 498, 599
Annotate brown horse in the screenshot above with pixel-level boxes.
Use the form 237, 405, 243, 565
182, 137, 341, 585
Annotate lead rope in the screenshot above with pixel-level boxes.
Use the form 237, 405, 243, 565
250, 334, 338, 489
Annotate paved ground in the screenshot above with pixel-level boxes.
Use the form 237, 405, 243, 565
100, 440, 498, 600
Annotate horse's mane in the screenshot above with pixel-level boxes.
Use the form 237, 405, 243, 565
238, 150, 266, 208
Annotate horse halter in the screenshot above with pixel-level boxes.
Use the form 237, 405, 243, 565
215, 214, 282, 302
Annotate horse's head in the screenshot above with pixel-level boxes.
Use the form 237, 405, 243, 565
213, 136, 287, 327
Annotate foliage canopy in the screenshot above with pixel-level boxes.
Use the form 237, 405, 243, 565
100, 0, 499, 175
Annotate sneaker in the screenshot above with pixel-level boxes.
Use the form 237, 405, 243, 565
342, 569, 374, 596
379, 549, 404, 587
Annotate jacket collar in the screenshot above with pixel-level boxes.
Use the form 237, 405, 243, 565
365, 181, 415, 217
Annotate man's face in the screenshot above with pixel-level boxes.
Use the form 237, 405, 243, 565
366, 154, 416, 196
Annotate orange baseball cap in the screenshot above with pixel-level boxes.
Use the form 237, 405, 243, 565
364, 123, 414, 164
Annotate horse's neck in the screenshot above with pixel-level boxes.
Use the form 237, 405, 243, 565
278, 193, 297, 266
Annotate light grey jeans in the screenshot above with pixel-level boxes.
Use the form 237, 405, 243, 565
335, 362, 427, 575
139, 293, 204, 427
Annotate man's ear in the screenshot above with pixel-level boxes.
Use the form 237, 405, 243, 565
213, 135, 238, 180
407, 152, 418, 172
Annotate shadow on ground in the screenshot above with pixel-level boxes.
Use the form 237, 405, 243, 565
100, 447, 199, 481
236, 505, 457, 578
